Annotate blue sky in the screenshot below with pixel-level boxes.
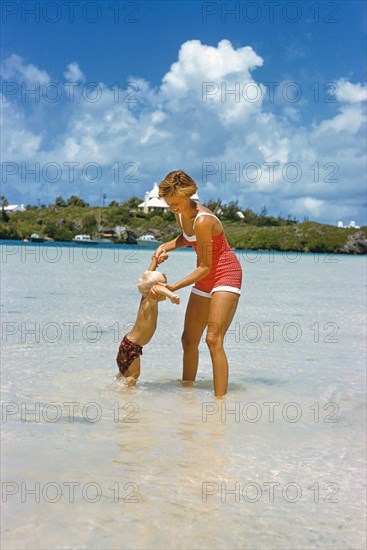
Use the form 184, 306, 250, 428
1, 0, 366, 225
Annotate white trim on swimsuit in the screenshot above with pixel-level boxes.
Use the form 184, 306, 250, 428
191, 286, 241, 298
179, 212, 221, 241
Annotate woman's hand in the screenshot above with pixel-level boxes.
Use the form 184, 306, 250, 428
154, 245, 166, 257
154, 281, 176, 292
165, 283, 178, 292
152, 247, 168, 264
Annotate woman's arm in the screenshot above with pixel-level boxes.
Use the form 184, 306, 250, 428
168, 217, 213, 292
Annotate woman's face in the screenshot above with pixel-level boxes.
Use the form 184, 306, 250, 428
164, 195, 188, 214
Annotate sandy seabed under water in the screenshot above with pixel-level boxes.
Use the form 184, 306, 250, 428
1, 243, 366, 549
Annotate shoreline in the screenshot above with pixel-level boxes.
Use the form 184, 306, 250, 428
1, 203, 366, 255
0, 238, 366, 256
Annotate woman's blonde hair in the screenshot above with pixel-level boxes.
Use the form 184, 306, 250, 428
158, 170, 198, 199
137, 271, 166, 295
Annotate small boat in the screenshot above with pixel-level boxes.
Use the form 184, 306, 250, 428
72, 234, 95, 244
136, 234, 163, 247
30, 233, 45, 242
72, 234, 113, 245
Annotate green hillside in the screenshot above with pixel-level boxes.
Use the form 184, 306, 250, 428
0, 196, 366, 254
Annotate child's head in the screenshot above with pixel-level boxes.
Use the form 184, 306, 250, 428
137, 271, 167, 295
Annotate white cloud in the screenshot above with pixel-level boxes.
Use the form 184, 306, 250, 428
293, 197, 325, 218
162, 39, 263, 95
314, 104, 365, 135
63, 62, 85, 83
161, 39, 264, 124
336, 79, 367, 103
0, 99, 42, 159
0, 54, 50, 84
1, 43, 366, 225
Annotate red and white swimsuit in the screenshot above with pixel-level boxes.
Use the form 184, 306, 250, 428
179, 212, 242, 298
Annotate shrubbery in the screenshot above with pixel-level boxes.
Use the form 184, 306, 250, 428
0, 195, 365, 253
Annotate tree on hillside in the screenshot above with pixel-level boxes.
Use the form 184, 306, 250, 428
222, 200, 240, 220
243, 208, 258, 224
82, 213, 98, 234
286, 214, 298, 225
204, 198, 223, 215
55, 196, 66, 207
0, 196, 9, 222
66, 195, 89, 208
123, 196, 142, 209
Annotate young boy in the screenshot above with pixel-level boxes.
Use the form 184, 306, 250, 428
116, 255, 179, 386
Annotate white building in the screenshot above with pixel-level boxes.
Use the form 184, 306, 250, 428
138, 183, 199, 213
3, 204, 26, 213
337, 220, 360, 229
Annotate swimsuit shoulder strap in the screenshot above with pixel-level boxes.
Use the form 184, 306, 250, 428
193, 212, 222, 228
178, 213, 183, 230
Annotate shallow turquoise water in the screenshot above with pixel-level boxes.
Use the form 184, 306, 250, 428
1, 243, 366, 549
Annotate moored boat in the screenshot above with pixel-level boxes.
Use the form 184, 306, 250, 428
72, 234, 114, 245
30, 233, 45, 242
136, 234, 163, 247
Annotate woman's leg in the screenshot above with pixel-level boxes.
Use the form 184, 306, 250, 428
206, 292, 240, 397
182, 292, 211, 382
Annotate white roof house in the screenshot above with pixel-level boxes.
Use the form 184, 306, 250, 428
337, 220, 360, 229
138, 183, 199, 213
3, 204, 26, 213
138, 183, 168, 213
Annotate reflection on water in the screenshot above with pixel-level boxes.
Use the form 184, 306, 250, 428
1, 244, 366, 549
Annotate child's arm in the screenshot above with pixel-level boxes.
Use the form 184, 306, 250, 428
147, 256, 158, 271
151, 283, 180, 304
147, 250, 167, 271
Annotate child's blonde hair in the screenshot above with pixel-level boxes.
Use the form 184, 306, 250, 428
137, 271, 167, 295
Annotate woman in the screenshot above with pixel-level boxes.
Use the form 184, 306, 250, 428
154, 170, 242, 398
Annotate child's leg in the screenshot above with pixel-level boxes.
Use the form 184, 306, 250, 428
116, 357, 141, 386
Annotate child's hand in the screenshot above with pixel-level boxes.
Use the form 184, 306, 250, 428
156, 251, 168, 264
152, 247, 168, 264
171, 294, 180, 305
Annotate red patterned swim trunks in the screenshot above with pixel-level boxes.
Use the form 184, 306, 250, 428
116, 335, 143, 375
